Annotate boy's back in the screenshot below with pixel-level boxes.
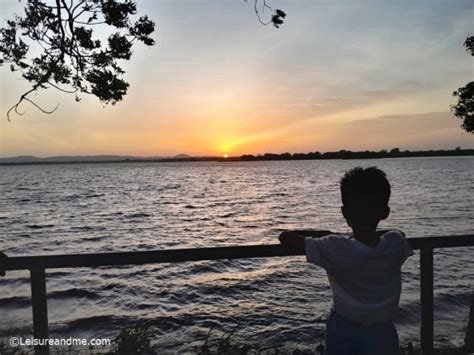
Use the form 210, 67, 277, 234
305, 230, 413, 325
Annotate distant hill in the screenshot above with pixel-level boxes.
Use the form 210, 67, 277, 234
173, 154, 191, 159
0, 154, 167, 164
0, 154, 199, 164
0, 155, 43, 163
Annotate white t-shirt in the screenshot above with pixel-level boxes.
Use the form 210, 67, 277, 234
305, 230, 413, 325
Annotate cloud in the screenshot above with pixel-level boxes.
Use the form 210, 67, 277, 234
333, 111, 473, 150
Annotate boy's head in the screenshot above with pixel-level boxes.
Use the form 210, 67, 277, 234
340, 167, 391, 232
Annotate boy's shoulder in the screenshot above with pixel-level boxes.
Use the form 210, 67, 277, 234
305, 229, 413, 269
380, 229, 407, 242
383, 229, 405, 236
381, 229, 413, 263
316, 230, 409, 251
306, 230, 408, 250
314, 233, 351, 244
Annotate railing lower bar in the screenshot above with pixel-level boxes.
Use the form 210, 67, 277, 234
4, 235, 474, 271
30, 269, 49, 355
420, 248, 434, 355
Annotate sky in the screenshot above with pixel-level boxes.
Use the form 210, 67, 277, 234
0, 0, 473, 157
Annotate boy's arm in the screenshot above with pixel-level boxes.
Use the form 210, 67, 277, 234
278, 230, 332, 253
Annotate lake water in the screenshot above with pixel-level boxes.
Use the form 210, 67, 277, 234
0, 157, 473, 353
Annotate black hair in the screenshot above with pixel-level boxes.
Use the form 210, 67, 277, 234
340, 167, 391, 207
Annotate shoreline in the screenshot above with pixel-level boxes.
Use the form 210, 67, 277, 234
0, 148, 472, 166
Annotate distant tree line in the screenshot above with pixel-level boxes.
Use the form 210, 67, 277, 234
0, 148, 472, 166
234, 147, 473, 161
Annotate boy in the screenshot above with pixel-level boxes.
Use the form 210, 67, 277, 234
279, 167, 413, 355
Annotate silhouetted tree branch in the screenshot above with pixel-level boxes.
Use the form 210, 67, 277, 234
1, 0, 285, 121
249, 0, 286, 28
451, 36, 474, 133
464, 36, 474, 56
0, 0, 155, 120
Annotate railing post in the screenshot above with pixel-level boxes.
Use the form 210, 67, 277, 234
30, 269, 49, 355
420, 247, 434, 355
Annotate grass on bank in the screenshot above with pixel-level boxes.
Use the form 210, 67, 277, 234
1, 320, 472, 354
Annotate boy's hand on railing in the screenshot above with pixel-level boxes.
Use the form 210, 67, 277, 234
279, 231, 304, 253
0, 252, 8, 276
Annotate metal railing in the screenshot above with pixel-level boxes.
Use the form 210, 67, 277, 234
2, 234, 474, 355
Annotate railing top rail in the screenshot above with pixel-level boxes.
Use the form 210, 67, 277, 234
3, 234, 474, 272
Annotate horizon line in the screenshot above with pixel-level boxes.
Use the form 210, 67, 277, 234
1, 146, 474, 160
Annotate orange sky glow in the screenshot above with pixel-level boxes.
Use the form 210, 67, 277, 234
1, 1, 473, 157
